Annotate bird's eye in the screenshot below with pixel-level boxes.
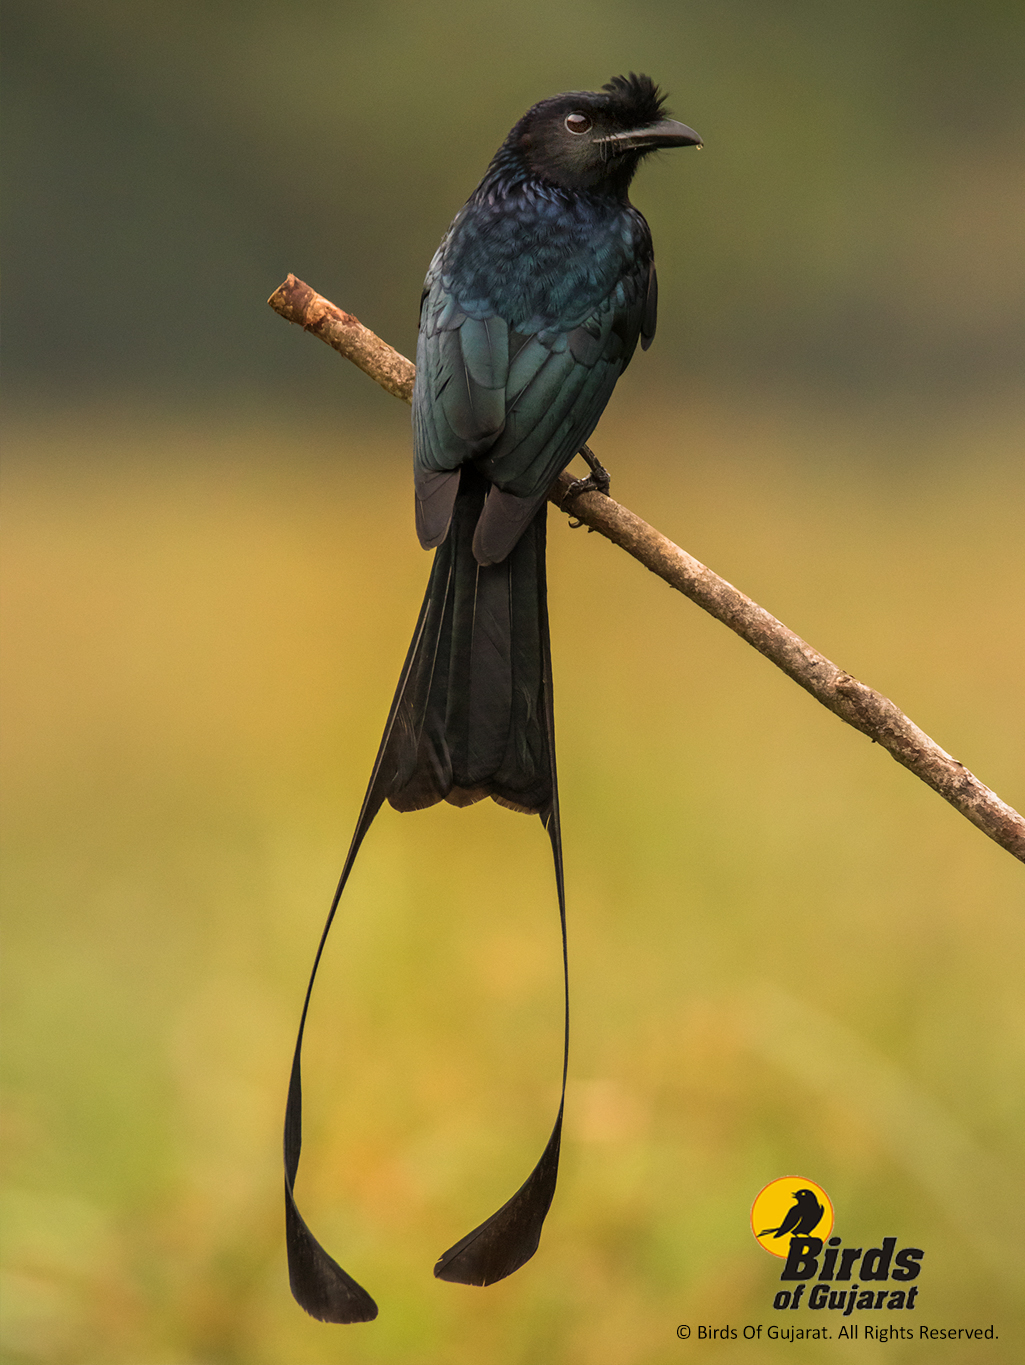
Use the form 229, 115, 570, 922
564, 113, 592, 135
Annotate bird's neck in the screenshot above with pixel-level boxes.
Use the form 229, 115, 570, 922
477, 139, 635, 207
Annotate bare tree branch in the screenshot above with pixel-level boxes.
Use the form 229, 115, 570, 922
269, 276, 415, 403
269, 274, 1025, 863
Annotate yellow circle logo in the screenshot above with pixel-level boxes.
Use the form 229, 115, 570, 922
751, 1176, 833, 1258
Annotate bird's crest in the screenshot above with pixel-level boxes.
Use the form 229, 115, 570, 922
601, 73, 668, 125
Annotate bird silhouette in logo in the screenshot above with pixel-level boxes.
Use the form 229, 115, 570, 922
759, 1189, 824, 1238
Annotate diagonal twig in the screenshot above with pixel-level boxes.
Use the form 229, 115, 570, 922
268, 274, 1025, 863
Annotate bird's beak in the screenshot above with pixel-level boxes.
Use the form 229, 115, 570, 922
598, 118, 703, 152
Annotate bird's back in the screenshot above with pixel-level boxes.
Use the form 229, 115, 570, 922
413, 174, 655, 562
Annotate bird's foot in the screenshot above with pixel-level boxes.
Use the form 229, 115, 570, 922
561, 445, 611, 527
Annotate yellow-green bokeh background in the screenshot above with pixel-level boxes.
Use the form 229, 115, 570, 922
2, 4, 1023, 1363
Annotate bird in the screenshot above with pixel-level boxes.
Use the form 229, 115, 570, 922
284, 73, 701, 1324
759, 1189, 825, 1239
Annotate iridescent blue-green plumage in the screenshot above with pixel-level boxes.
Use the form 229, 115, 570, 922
413, 74, 691, 564
286, 74, 700, 1324
414, 184, 654, 562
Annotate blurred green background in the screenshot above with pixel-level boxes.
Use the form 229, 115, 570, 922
2, 3, 1023, 1363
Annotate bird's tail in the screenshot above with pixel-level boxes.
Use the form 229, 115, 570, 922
283, 465, 568, 1323
382, 463, 554, 816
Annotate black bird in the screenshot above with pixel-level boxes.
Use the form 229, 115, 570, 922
759, 1189, 825, 1238
285, 74, 701, 1324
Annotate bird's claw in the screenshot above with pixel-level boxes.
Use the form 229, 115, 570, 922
561, 445, 611, 527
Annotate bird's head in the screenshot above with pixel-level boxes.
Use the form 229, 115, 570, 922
501, 73, 701, 198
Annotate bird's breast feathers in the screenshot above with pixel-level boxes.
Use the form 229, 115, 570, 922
431, 187, 650, 332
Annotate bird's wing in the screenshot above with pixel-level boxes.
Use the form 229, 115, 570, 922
413, 263, 508, 547
410, 260, 490, 545
413, 254, 650, 561
640, 259, 658, 350
775, 1205, 801, 1236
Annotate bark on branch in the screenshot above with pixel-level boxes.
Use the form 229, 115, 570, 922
268, 274, 1025, 863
